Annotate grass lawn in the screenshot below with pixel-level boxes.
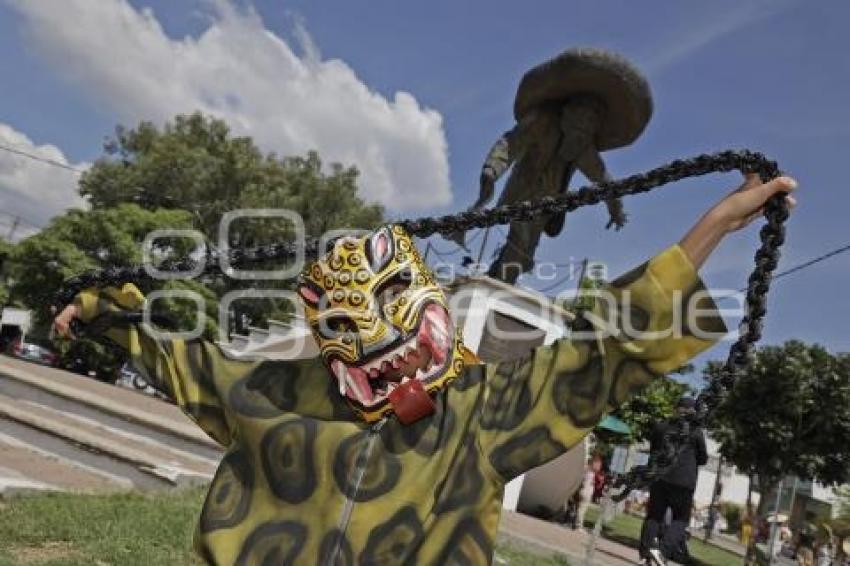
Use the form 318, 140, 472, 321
0, 488, 569, 565
585, 505, 742, 566
493, 544, 570, 565
0, 488, 206, 566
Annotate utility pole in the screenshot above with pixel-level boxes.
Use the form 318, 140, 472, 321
6, 215, 20, 241
475, 227, 491, 265
767, 478, 785, 564
704, 455, 724, 541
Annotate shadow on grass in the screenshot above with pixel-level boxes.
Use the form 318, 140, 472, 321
602, 517, 743, 566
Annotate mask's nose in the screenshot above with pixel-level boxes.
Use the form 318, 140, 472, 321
359, 318, 402, 358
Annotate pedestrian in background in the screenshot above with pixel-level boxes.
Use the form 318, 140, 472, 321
574, 454, 599, 531
639, 396, 708, 564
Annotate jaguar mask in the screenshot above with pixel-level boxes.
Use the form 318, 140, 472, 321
298, 225, 465, 424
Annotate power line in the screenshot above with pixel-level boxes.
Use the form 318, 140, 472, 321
0, 211, 44, 231
537, 240, 850, 297
428, 245, 459, 264
426, 229, 484, 256
0, 143, 85, 174
426, 242, 463, 256
535, 272, 577, 294
760, 242, 850, 287
494, 225, 536, 263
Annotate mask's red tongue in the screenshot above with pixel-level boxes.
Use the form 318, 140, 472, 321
388, 379, 435, 424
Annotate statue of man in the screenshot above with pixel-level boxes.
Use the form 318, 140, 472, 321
452, 48, 653, 283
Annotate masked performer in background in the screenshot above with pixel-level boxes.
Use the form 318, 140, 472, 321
54, 174, 795, 565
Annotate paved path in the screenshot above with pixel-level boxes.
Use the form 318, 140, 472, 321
498, 510, 640, 565
0, 355, 216, 446
0, 355, 223, 493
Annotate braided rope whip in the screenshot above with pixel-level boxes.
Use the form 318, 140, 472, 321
52, 149, 788, 497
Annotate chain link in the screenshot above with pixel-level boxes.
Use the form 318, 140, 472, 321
52, 149, 788, 497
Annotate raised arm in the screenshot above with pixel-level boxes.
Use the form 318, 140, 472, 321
53, 284, 260, 446
54, 284, 340, 445
476, 174, 797, 482
576, 146, 627, 230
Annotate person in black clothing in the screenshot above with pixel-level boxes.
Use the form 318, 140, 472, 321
639, 396, 708, 564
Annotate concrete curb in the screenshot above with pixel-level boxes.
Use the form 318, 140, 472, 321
0, 481, 57, 498
0, 360, 219, 450
0, 396, 212, 487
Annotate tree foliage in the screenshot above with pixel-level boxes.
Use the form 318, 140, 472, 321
4, 112, 385, 370
80, 113, 384, 243
76, 112, 385, 330
705, 340, 850, 489
613, 370, 692, 442
8, 205, 196, 325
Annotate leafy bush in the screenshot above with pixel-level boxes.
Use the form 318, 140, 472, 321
719, 501, 743, 533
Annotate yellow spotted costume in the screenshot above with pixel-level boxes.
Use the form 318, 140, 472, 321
73, 225, 725, 565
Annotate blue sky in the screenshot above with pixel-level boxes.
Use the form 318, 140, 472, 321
0, 0, 848, 375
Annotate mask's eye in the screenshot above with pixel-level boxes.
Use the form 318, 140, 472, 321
321, 315, 358, 339
367, 227, 394, 272
376, 267, 412, 310
298, 283, 323, 308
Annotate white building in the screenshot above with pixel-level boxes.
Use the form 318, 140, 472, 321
693, 436, 756, 508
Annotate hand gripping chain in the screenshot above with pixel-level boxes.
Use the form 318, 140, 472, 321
52, 149, 789, 497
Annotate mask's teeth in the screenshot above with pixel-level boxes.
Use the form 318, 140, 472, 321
332, 360, 348, 396
428, 311, 448, 349
414, 368, 426, 381
346, 366, 372, 404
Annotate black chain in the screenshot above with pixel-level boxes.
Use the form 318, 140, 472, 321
52, 149, 788, 497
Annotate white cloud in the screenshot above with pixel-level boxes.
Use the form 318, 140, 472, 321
0, 123, 87, 238
5, 0, 452, 211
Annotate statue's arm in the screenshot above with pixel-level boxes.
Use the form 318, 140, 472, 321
474, 129, 517, 210
576, 147, 627, 230
475, 110, 545, 210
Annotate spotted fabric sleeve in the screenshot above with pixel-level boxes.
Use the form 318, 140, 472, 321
476, 244, 727, 482
73, 283, 260, 446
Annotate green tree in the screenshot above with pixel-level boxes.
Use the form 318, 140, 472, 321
77, 113, 385, 330
6, 205, 202, 376
80, 113, 384, 242
612, 365, 694, 442
705, 341, 850, 515
7, 113, 386, 369
8, 205, 196, 321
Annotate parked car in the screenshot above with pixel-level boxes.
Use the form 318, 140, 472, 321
115, 362, 167, 399
9, 339, 58, 367
60, 354, 96, 377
